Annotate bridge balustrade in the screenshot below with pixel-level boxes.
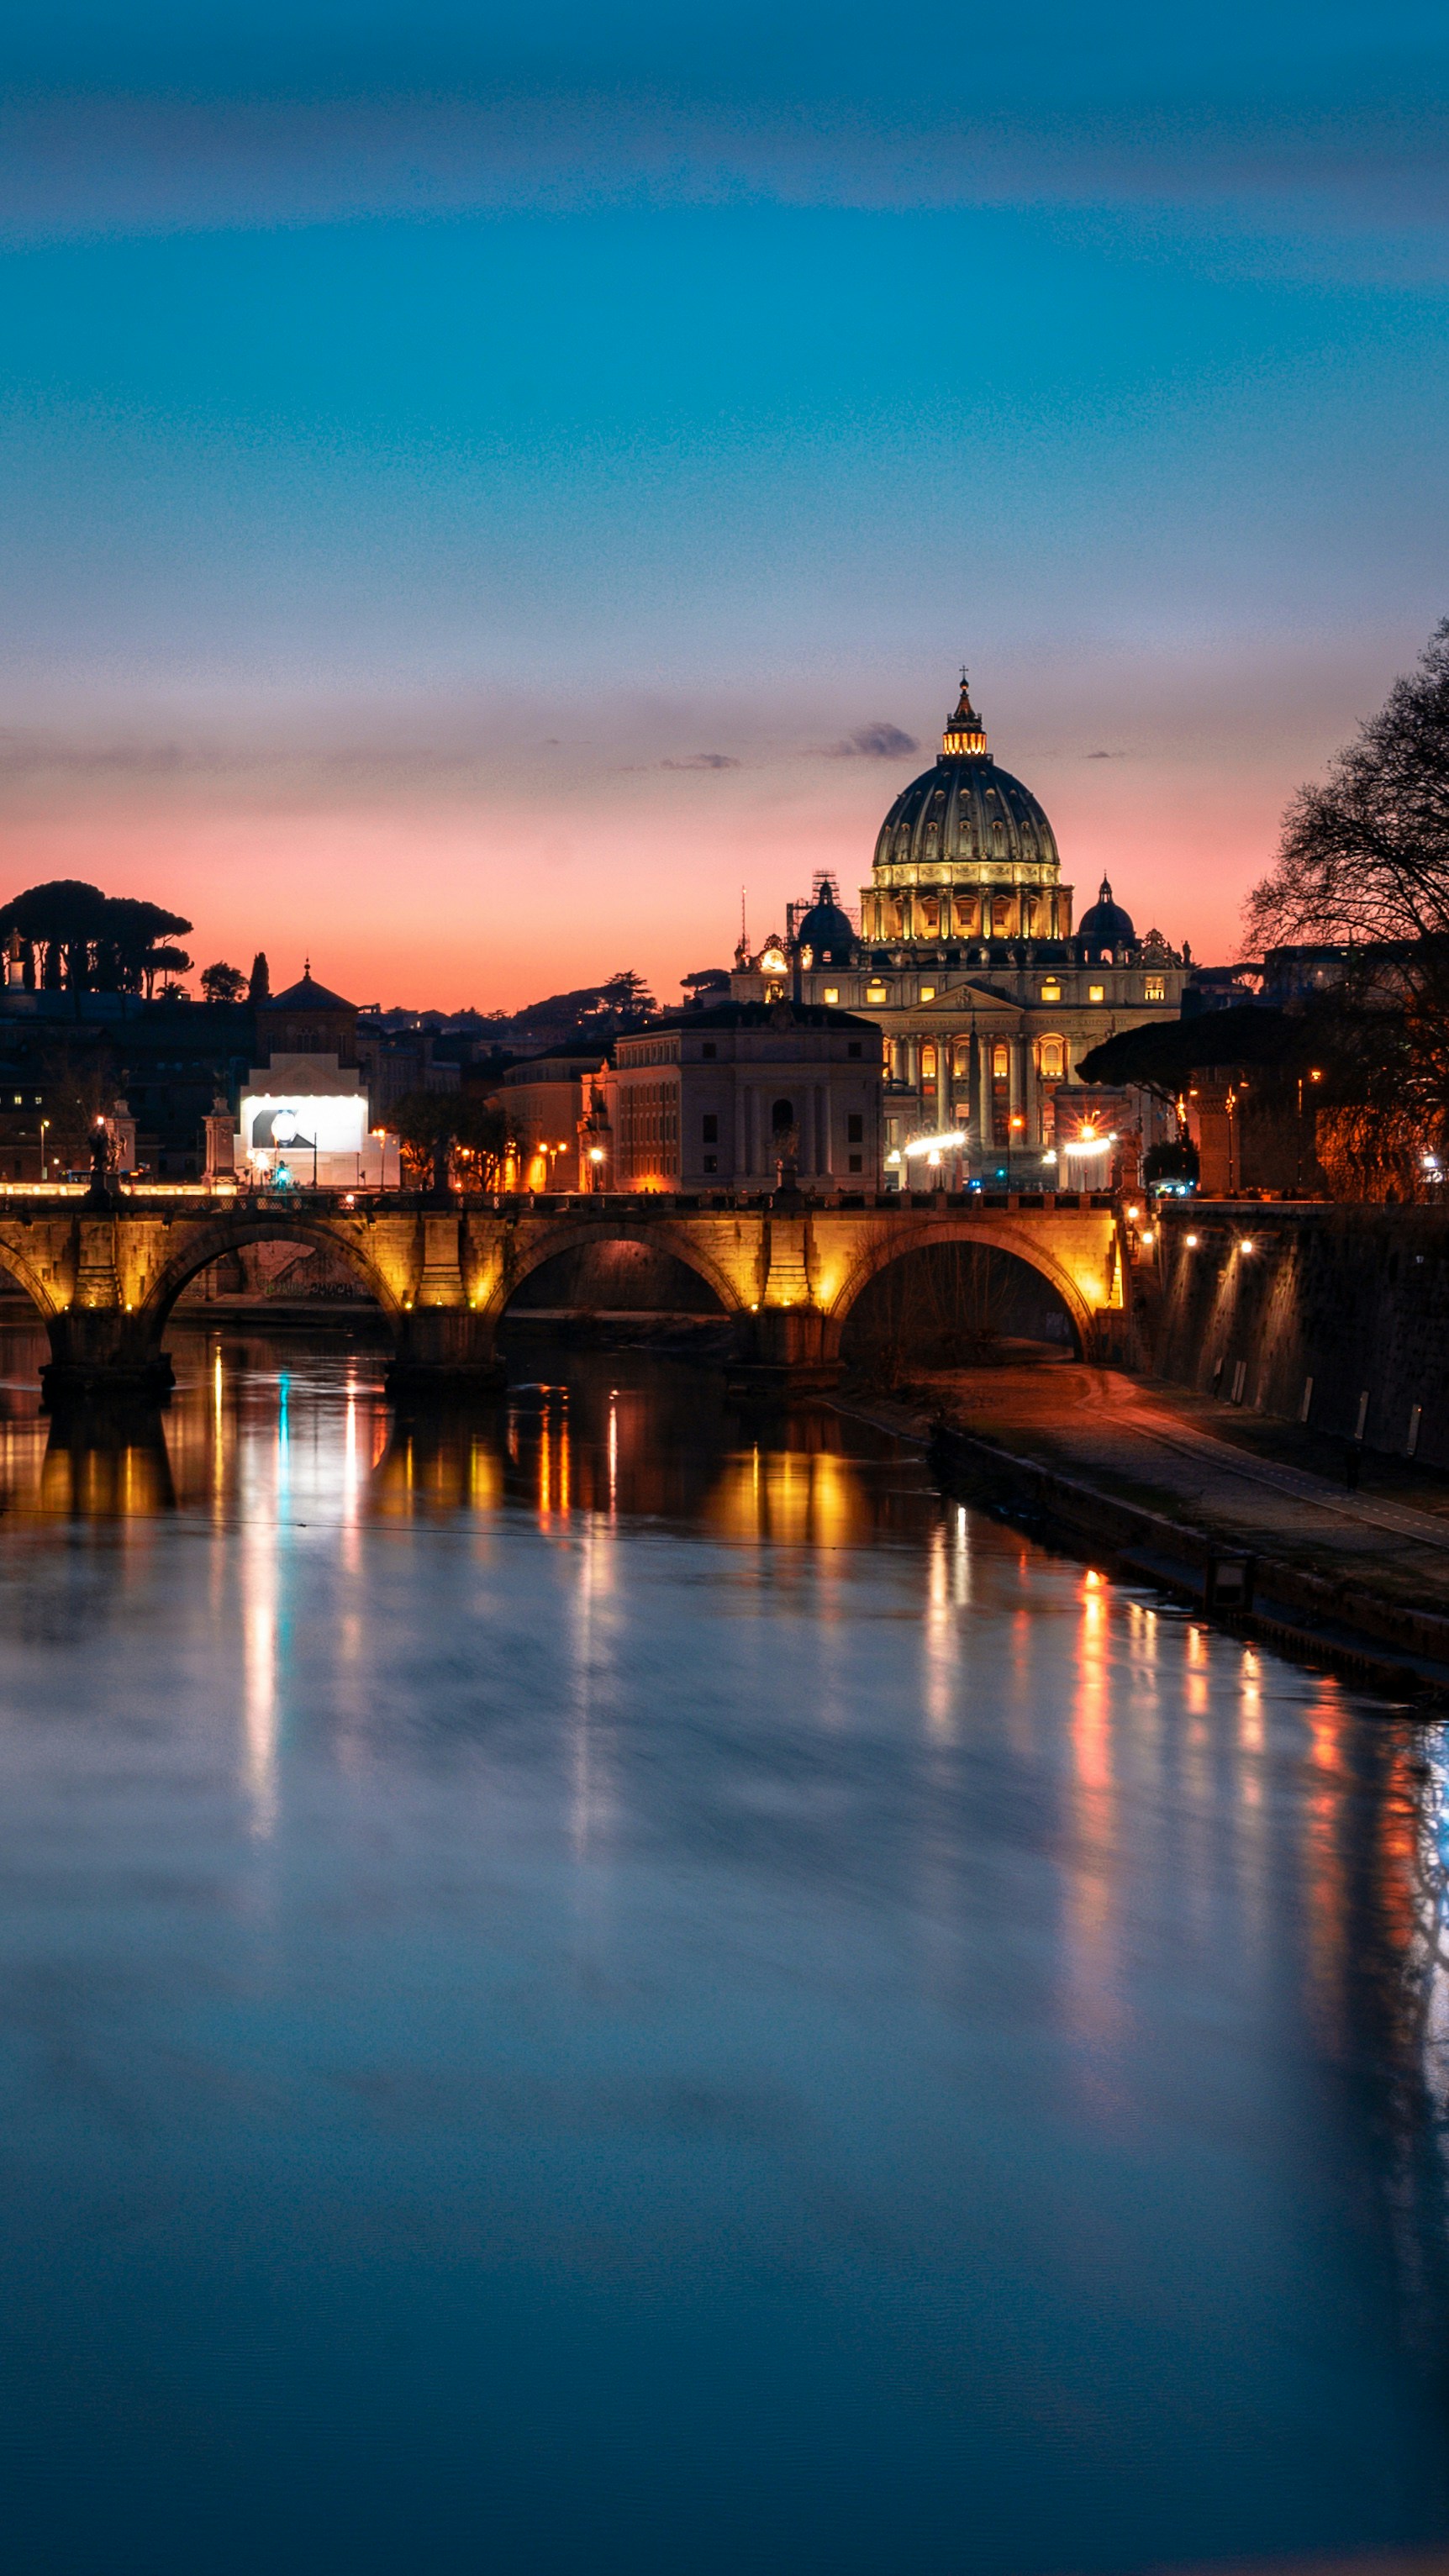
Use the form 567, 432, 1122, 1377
0, 1181, 1127, 1404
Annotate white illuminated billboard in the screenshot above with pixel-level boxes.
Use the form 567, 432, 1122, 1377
242, 1093, 368, 1157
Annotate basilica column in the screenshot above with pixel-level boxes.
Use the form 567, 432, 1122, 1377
1008, 1037, 1025, 1145
976, 1035, 995, 1151
935, 1046, 951, 1136
1023, 1039, 1040, 1148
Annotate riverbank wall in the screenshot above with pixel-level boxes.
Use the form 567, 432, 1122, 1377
1152, 1203, 1449, 1467
927, 1416, 1449, 1698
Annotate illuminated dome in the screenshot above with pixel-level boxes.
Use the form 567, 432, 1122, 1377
872, 677, 1060, 877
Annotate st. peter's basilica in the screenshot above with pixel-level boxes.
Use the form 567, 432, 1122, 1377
730, 673, 1189, 1178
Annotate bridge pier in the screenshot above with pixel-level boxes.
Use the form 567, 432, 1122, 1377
41, 1309, 175, 1408
384, 1306, 507, 1396
725, 1305, 841, 1401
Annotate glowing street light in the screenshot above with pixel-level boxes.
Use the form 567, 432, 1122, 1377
902, 1130, 967, 1158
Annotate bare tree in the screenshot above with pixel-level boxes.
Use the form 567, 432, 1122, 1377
1246, 622, 1449, 951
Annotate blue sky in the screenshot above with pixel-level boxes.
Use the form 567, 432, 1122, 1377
0, 0, 1444, 1004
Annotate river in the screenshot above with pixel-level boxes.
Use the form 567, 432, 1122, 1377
2, 1320, 1448, 2574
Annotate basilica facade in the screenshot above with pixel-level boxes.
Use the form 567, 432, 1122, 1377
730, 674, 1189, 1181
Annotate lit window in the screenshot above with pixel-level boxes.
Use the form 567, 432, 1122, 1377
1041, 981, 1061, 1002
920, 1044, 938, 1082
1089, 983, 1105, 1003
823, 986, 839, 1004
919, 984, 935, 1000
867, 983, 887, 1004
1145, 977, 1166, 1001
992, 1042, 1009, 1079
1039, 1038, 1064, 1080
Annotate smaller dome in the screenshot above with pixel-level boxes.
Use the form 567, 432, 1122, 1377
796, 877, 856, 967
1076, 876, 1136, 951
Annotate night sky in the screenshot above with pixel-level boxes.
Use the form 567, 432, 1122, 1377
1, 0, 1445, 1007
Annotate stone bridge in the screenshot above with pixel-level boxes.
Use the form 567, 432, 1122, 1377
0, 1188, 1125, 1400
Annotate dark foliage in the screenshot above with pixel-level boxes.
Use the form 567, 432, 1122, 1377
1247, 620, 1449, 950
0, 882, 195, 996
387, 1089, 514, 1190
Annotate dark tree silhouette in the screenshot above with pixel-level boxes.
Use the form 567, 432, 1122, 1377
249, 951, 270, 1001
200, 961, 246, 1004
97, 896, 194, 995
0, 881, 108, 989
149, 947, 193, 996
387, 1090, 513, 1191
598, 970, 656, 1020
1246, 621, 1449, 951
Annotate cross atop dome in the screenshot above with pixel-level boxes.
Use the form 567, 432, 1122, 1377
942, 669, 988, 760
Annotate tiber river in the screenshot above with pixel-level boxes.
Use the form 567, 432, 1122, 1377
2, 1318, 1449, 2575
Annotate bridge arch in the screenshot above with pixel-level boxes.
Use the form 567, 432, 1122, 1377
138, 1210, 403, 1342
492, 1216, 745, 1323
0, 1235, 64, 1320
825, 1215, 1107, 1359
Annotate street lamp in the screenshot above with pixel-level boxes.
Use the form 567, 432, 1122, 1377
1292, 1066, 1325, 1193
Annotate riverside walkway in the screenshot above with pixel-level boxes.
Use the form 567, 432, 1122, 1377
912, 1360, 1449, 1684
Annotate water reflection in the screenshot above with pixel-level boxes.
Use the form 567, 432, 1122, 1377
0, 1320, 1448, 2570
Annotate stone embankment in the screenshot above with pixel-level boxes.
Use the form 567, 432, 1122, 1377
1153, 1200, 1449, 1469
846, 1361, 1449, 1699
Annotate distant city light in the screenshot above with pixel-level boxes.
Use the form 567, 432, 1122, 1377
1185, 1232, 1199, 1247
